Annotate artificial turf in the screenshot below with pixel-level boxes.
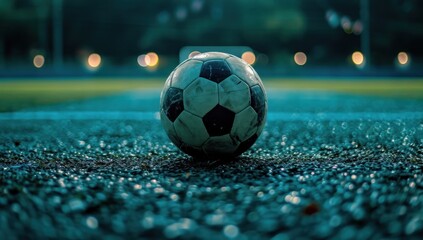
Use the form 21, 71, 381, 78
1, 77, 422, 112
0, 89, 422, 239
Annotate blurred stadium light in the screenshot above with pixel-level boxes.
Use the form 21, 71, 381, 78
137, 52, 159, 69
146, 52, 159, 67
352, 51, 365, 68
396, 51, 410, 70
397, 52, 409, 65
294, 52, 307, 66
137, 54, 148, 67
33, 54, 45, 68
87, 53, 101, 70
241, 51, 256, 65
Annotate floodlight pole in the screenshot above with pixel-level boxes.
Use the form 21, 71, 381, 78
360, 0, 370, 69
0, 40, 4, 67
52, 0, 63, 70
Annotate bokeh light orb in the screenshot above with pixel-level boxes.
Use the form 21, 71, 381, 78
33, 55, 45, 68
397, 52, 409, 65
138, 52, 160, 68
146, 52, 159, 67
352, 51, 364, 66
241, 51, 256, 65
294, 52, 307, 66
137, 54, 148, 67
87, 53, 101, 68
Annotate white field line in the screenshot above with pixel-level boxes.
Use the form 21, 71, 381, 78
0, 111, 422, 121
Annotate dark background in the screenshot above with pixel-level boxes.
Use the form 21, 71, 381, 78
1, 0, 422, 73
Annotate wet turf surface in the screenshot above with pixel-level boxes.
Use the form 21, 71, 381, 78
1, 89, 423, 239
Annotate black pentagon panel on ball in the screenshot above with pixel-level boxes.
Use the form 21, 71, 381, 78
163, 87, 184, 122
233, 134, 258, 156
250, 85, 266, 123
202, 105, 235, 137
199, 60, 232, 83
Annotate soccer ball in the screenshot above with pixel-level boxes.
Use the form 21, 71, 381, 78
160, 52, 267, 159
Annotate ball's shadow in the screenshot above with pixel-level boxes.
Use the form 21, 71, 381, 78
159, 154, 261, 173
188, 156, 241, 168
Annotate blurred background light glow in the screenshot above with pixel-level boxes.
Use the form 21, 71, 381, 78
352, 51, 364, 66
33, 55, 45, 68
137, 54, 148, 67
397, 52, 409, 65
341, 16, 352, 34
242, 51, 256, 65
87, 53, 101, 68
294, 52, 307, 66
146, 52, 159, 67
